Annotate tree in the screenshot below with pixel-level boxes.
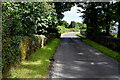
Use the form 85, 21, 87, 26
77, 2, 116, 37
77, 22, 82, 29
69, 21, 77, 28
117, 2, 120, 38
2, 2, 58, 36
112, 2, 120, 38
60, 20, 69, 28
2, 2, 59, 73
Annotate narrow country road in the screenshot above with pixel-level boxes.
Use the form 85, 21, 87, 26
51, 32, 118, 79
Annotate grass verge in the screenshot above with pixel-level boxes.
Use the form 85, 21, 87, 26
82, 39, 120, 62
77, 33, 86, 38
114, 35, 117, 38
9, 38, 60, 78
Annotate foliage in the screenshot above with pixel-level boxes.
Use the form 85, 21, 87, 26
114, 35, 118, 38
57, 26, 66, 34
82, 39, 120, 62
77, 22, 82, 29
57, 25, 80, 34
2, 36, 23, 74
112, 2, 120, 38
69, 21, 77, 28
2, 2, 59, 76
77, 33, 86, 38
2, 2, 58, 36
77, 2, 118, 37
74, 26, 80, 32
54, 2, 75, 21
59, 20, 69, 28
81, 24, 87, 29
9, 38, 60, 78
20, 35, 47, 61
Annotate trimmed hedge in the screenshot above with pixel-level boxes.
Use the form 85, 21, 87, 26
20, 35, 47, 60
2, 35, 47, 75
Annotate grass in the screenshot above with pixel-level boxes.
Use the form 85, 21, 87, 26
111, 33, 118, 38
81, 29, 86, 31
76, 33, 86, 38
82, 39, 120, 62
114, 35, 117, 38
65, 28, 80, 32
9, 38, 60, 78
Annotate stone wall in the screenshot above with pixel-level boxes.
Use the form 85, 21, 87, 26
89, 36, 120, 53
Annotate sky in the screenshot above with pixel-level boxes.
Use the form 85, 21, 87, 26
62, 5, 84, 24
62, 5, 118, 33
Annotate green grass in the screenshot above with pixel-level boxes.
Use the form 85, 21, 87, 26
9, 38, 60, 78
82, 39, 120, 62
65, 28, 80, 33
77, 33, 86, 38
114, 35, 117, 38
80, 29, 86, 31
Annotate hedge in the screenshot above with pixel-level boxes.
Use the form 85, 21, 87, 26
2, 35, 47, 74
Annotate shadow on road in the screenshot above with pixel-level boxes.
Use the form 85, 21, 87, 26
52, 32, 118, 79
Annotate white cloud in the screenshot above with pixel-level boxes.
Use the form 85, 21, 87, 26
62, 5, 84, 24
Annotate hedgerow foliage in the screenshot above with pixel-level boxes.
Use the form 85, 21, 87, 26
2, 2, 59, 74
2, 2, 58, 36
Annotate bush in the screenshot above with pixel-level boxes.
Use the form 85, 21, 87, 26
2, 35, 47, 75
2, 2, 59, 75
20, 35, 47, 60
73, 26, 80, 32
2, 36, 23, 74
57, 26, 66, 34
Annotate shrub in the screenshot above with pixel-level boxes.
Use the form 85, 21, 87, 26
73, 26, 80, 32
57, 26, 66, 34
2, 35, 47, 75
2, 36, 23, 74
20, 35, 47, 60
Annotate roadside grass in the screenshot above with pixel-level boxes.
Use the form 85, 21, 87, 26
76, 33, 86, 38
114, 35, 117, 38
65, 28, 80, 32
111, 33, 118, 38
10, 38, 60, 78
82, 39, 120, 62
81, 29, 86, 31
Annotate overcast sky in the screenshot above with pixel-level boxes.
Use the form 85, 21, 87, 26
62, 5, 84, 24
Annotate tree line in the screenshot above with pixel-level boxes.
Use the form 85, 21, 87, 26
76, 2, 120, 38
59, 20, 87, 29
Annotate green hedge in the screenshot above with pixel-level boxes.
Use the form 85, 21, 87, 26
2, 35, 47, 75
2, 36, 23, 74
2, 2, 59, 76
20, 35, 47, 60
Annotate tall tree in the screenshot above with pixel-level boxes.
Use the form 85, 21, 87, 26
60, 20, 69, 28
118, 3, 120, 38
113, 2, 120, 38
77, 2, 116, 37
69, 21, 77, 28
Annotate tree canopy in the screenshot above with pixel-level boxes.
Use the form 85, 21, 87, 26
77, 2, 120, 38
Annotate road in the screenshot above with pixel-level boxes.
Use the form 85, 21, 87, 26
51, 32, 118, 79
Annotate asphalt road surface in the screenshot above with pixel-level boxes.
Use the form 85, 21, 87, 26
51, 32, 119, 80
